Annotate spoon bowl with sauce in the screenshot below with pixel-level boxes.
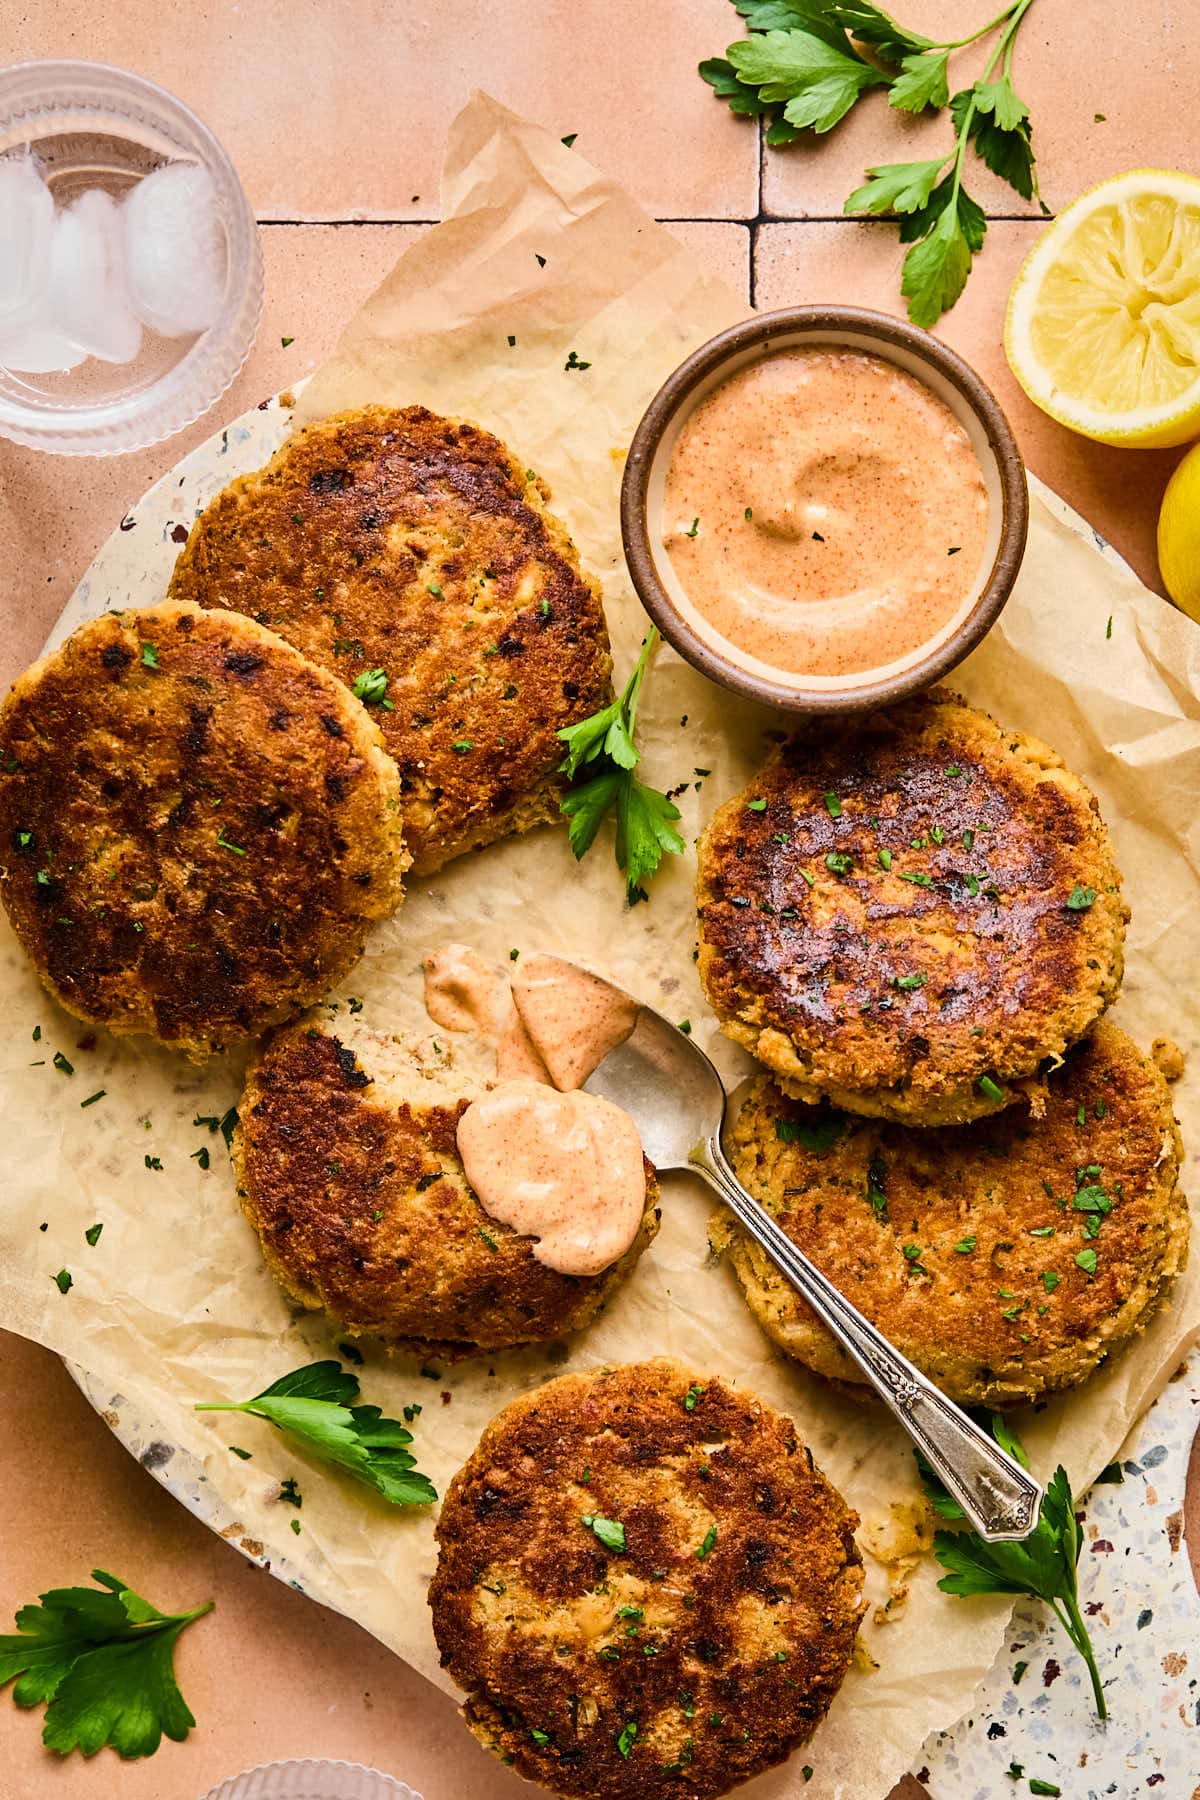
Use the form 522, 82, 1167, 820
569, 957, 1043, 1544
622, 306, 1028, 713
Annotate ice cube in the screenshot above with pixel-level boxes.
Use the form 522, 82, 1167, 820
0, 154, 54, 330
45, 189, 143, 364
0, 319, 86, 374
123, 161, 226, 338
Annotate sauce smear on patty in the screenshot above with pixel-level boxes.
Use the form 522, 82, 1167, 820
662, 346, 989, 685
456, 1079, 646, 1276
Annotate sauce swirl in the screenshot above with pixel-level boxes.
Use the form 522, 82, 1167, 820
662, 346, 989, 686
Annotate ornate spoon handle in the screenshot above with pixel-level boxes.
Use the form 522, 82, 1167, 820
691, 1134, 1043, 1543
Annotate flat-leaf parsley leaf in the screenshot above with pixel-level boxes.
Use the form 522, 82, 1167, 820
558, 628, 684, 903
195, 1360, 437, 1508
0, 1568, 212, 1759
702, 0, 1047, 326
916, 1415, 1106, 1718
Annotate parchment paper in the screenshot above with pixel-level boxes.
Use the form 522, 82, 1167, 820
2, 93, 1199, 1800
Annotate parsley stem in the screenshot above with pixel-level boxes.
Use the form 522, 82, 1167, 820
1050, 1594, 1107, 1721
932, 1, 1023, 51
622, 626, 661, 735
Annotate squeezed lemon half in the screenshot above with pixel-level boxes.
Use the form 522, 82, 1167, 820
1005, 170, 1200, 448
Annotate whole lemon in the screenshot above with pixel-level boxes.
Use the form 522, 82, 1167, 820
1157, 442, 1200, 622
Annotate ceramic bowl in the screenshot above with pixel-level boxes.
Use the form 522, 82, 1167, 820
620, 305, 1029, 714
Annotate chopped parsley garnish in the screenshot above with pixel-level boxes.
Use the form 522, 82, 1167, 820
1042, 1270, 1060, 1292
84, 1223, 103, 1247
894, 973, 926, 990
451, 740, 474, 754
530, 1727, 551, 1746
478, 1227, 499, 1252
747, 798, 767, 813
616, 1604, 643, 1621
144, 1155, 163, 1171
978, 1075, 1004, 1103
79, 1090, 105, 1109
898, 870, 932, 888
825, 851, 853, 875
216, 830, 246, 856
695, 1525, 717, 1560
140, 641, 159, 669
229, 1445, 252, 1460
954, 1236, 976, 1253
683, 1383, 704, 1412
53, 1269, 73, 1294
616, 1721, 638, 1758
564, 349, 591, 371
581, 1514, 626, 1553
1075, 1248, 1098, 1276
52, 1051, 73, 1076
281, 335, 294, 347
351, 668, 394, 709
1066, 885, 1096, 911
823, 790, 842, 818
877, 847, 893, 870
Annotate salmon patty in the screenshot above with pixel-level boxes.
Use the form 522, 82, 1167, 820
0, 603, 405, 1058
696, 690, 1127, 1125
429, 1360, 863, 1800
168, 405, 612, 874
235, 1017, 659, 1355
716, 1021, 1187, 1407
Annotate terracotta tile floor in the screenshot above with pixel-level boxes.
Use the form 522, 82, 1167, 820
1, 8, 1197, 1799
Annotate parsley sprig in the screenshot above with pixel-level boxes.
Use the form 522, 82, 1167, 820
701, 0, 1047, 326
0, 1569, 212, 1759
196, 1360, 437, 1508
917, 1415, 1106, 1718
558, 627, 684, 904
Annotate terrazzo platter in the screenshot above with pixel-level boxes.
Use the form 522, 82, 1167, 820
48, 388, 1200, 1799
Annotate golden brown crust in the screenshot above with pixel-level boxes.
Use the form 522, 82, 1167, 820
718, 1020, 1188, 1407
168, 405, 613, 874
235, 1020, 660, 1354
429, 1360, 864, 1800
0, 603, 405, 1058
696, 690, 1128, 1125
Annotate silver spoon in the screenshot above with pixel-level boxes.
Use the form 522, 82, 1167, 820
578, 976, 1043, 1543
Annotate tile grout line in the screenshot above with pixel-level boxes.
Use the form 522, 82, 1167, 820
255, 213, 1045, 227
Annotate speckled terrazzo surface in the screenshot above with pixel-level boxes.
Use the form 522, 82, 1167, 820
48, 388, 1200, 1797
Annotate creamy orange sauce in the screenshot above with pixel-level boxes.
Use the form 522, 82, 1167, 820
495, 1006, 553, 1083
512, 951, 639, 1091
456, 1080, 646, 1276
422, 944, 507, 1035
662, 347, 989, 685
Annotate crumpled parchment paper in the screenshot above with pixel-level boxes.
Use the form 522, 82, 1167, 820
1, 92, 1198, 1800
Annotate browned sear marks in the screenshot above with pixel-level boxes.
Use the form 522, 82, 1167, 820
696, 689, 1128, 1125
169, 405, 612, 874
429, 1360, 864, 1799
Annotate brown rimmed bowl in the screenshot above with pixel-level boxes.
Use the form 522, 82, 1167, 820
620, 305, 1029, 714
